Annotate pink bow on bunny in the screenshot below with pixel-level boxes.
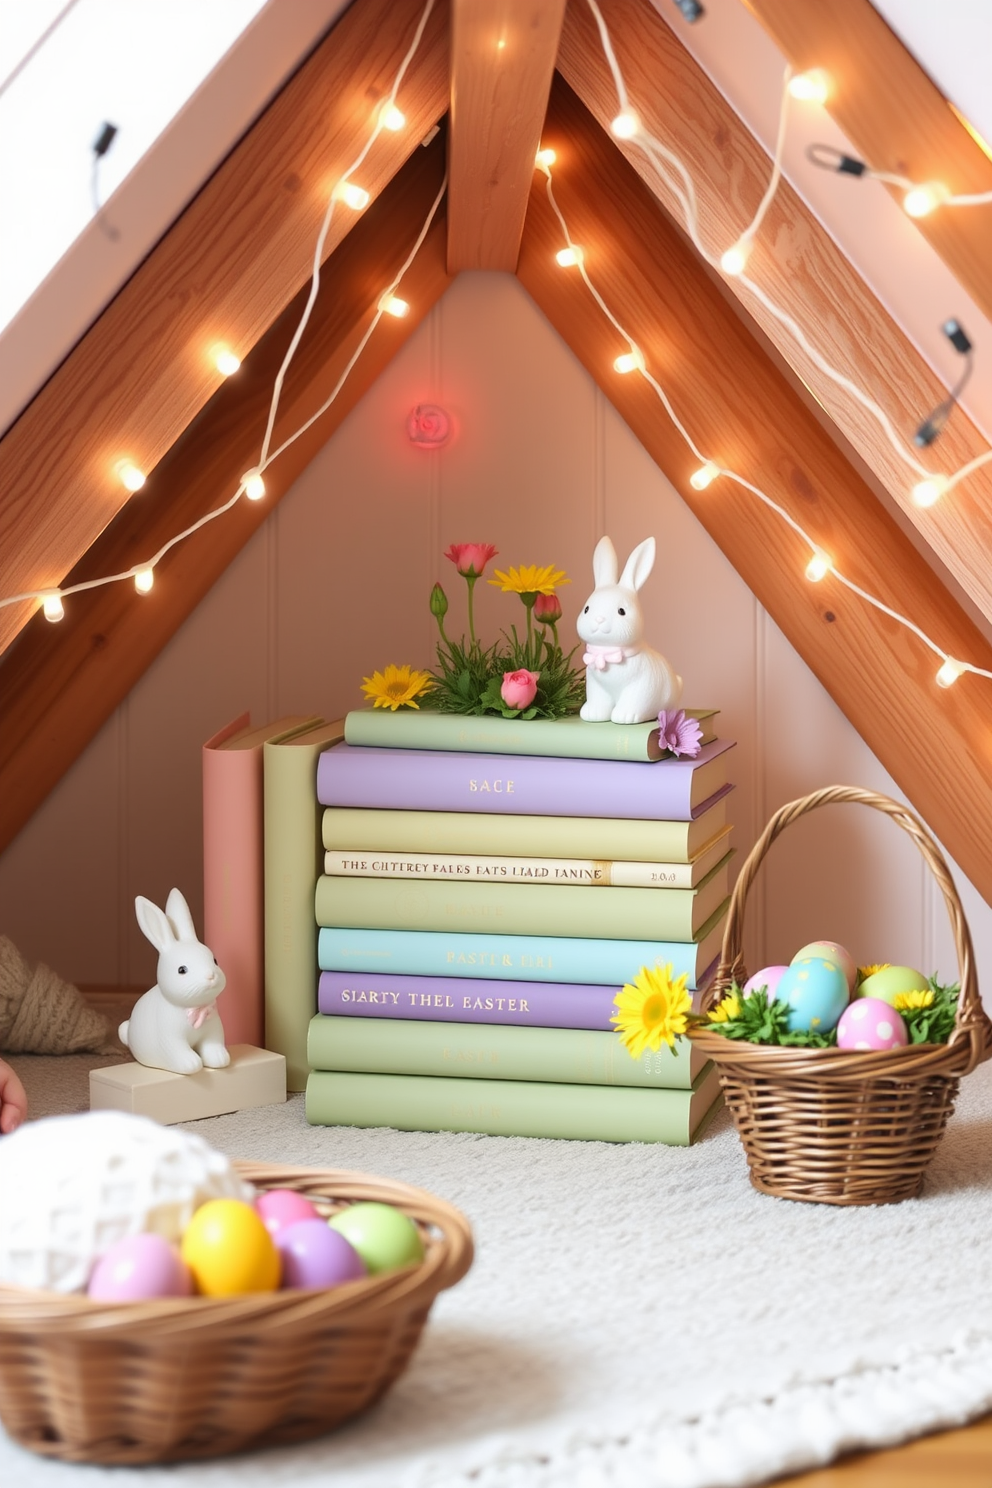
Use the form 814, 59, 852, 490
583, 644, 633, 670
186, 1003, 217, 1031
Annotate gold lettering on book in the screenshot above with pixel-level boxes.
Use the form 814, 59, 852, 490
468, 779, 514, 793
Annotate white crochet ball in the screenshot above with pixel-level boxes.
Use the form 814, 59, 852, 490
0, 1110, 253, 1293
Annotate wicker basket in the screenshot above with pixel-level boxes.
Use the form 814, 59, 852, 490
0, 1161, 473, 1465
689, 786, 992, 1206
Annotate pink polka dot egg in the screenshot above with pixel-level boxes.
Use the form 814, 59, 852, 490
836, 996, 908, 1051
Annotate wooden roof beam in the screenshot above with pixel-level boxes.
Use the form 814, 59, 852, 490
519, 76, 992, 905
0, 0, 448, 657
556, 0, 992, 629
447, 0, 567, 270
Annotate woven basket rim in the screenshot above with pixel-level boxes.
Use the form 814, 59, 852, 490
0, 1160, 474, 1337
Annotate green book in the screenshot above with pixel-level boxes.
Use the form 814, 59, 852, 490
307, 1014, 710, 1088
305, 1065, 723, 1144
263, 719, 344, 1090
343, 707, 717, 761
322, 793, 731, 864
315, 855, 732, 941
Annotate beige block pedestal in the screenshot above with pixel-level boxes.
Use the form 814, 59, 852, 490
89, 1045, 286, 1124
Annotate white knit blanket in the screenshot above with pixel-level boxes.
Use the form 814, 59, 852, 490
6, 1062, 992, 1487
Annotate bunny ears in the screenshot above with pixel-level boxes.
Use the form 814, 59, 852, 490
591, 536, 656, 592
135, 889, 198, 953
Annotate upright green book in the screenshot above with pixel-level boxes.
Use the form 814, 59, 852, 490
322, 793, 732, 865
263, 719, 344, 1090
343, 708, 717, 761
314, 855, 732, 941
307, 1014, 710, 1088
305, 1065, 722, 1143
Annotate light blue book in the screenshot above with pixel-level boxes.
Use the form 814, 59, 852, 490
317, 903, 727, 989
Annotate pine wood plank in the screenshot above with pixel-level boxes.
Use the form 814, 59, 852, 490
518, 76, 992, 905
0, 139, 452, 856
556, 0, 992, 629
778, 1413, 992, 1485
0, 0, 448, 657
746, 0, 992, 326
447, 0, 567, 270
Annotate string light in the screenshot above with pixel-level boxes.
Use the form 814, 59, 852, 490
555, 246, 584, 267
42, 593, 64, 622
805, 548, 832, 582
116, 461, 146, 493
134, 568, 154, 594
787, 69, 830, 104
213, 346, 241, 376
611, 109, 639, 140
720, 242, 750, 276
911, 475, 948, 507
378, 293, 410, 317
536, 147, 557, 168
690, 461, 720, 490
808, 145, 992, 211
903, 183, 949, 219
614, 349, 644, 374
379, 103, 406, 131
242, 470, 266, 501
935, 657, 964, 688
334, 181, 370, 210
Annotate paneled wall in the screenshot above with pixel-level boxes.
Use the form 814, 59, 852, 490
1, 272, 988, 997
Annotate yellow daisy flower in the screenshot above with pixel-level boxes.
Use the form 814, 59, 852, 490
857, 963, 891, 983
488, 564, 571, 596
611, 963, 691, 1057
360, 664, 433, 711
893, 989, 934, 1011
707, 992, 741, 1023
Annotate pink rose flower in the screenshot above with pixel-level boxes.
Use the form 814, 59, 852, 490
501, 669, 540, 710
444, 543, 499, 578
534, 592, 562, 624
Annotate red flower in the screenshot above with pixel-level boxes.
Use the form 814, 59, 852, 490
501, 669, 540, 710
534, 592, 563, 624
444, 543, 498, 578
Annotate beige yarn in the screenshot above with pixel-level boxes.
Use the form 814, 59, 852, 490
0, 938, 118, 1055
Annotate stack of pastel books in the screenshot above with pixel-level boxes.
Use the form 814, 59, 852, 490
306, 710, 736, 1144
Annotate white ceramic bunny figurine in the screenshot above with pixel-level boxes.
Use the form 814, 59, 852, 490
577, 535, 683, 724
120, 888, 231, 1075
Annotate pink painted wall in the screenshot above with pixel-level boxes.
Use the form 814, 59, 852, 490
0, 272, 987, 997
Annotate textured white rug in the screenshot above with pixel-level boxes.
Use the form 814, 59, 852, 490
5, 1056, 992, 1486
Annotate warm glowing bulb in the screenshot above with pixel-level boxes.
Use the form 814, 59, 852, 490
117, 461, 146, 492
134, 567, 154, 594
555, 246, 584, 267
380, 103, 405, 131
613, 350, 644, 374
242, 470, 266, 500
378, 293, 409, 317
903, 183, 947, 218
690, 462, 720, 491
611, 109, 639, 140
720, 241, 750, 276
43, 592, 64, 622
335, 181, 370, 210
213, 346, 241, 376
787, 69, 830, 104
805, 548, 831, 582
535, 147, 556, 168
936, 656, 964, 688
912, 475, 948, 507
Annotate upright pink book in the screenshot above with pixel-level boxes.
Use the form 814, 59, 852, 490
203, 713, 317, 1045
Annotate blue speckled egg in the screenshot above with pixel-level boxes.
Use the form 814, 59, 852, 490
777, 957, 850, 1034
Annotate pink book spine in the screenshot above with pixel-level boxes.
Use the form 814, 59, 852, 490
203, 714, 263, 1046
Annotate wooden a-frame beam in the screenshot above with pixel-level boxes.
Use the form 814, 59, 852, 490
746, 0, 992, 327
0, 0, 448, 657
519, 76, 992, 904
447, 0, 567, 270
556, 0, 992, 629
0, 138, 452, 856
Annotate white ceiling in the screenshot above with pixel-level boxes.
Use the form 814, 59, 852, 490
871, 0, 992, 147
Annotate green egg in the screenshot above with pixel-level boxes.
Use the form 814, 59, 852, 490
856, 965, 929, 1005
328, 1202, 425, 1275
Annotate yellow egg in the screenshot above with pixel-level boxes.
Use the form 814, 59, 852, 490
180, 1198, 280, 1296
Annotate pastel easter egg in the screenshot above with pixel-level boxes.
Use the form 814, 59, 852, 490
181, 1199, 281, 1296
276, 1219, 367, 1290
255, 1188, 319, 1236
328, 1202, 424, 1276
88, 1232, 193, 1302
792, 941, 857, 993
837, 997, 908, 1051
742, 965, 789, 1002
856, 965, 929, 1005
776, 957, 849, 1034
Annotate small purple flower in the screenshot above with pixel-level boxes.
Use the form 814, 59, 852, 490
657, 709, 702, 758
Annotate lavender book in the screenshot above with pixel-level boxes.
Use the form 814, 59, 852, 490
316, 739, 735, 821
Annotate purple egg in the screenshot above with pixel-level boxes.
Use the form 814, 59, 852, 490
88, 1232, 193, 1302
255, 1188, 320, 1236
742, 965, 789, 1002
275, 1219, 367, 1290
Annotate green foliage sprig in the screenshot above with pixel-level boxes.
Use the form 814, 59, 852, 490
705, 979, 961, 1048
899, 979, 960, 1045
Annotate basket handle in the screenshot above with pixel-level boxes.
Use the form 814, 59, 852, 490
704, 785, 987, 1072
